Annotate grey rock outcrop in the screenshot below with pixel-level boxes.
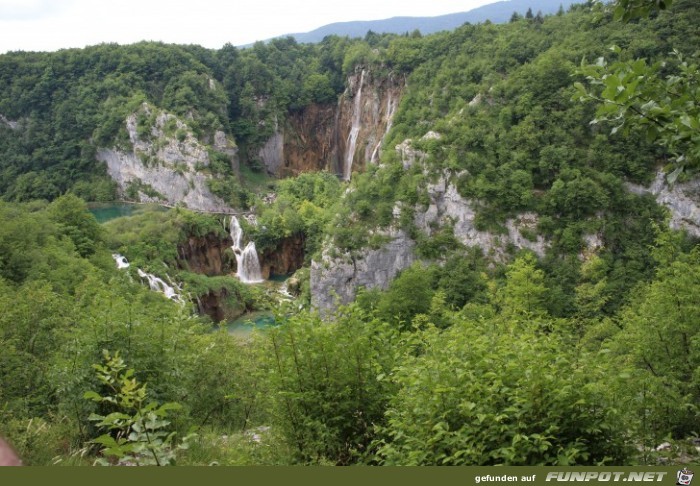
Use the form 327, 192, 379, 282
97, 103, 233, 212
258, 131, 285, 175
0, 114, 19, 130
214, 130, 239, 172
395, 139, 426, 170
395, 132, 441, 170
310, 141, 552, 315
417, 171, 548, 259
627, 170, 700, 237
310, 230, 416, 315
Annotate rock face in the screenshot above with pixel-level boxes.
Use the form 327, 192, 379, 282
311, 230, 416, 314
177, 233, 233, 276
417, 172, 549, 260
310, 136, 551, 315
258, 69, 405, 178
197, 288, 235, 323
260, 235, 306, 279
97, 103, 236, 212
627, 170, 700, 237
0, 114, 19, 130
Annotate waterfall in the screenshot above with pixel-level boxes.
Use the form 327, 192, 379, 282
370, 92, 398, 164
230, 216, 263, 284
114, 253, 186, 304
344, 69, 366, 181
137, 269, 185, 304
229, 215, 243, 251
112, 253, 130, 269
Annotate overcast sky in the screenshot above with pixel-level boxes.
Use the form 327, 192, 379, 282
0, 0, 496, 53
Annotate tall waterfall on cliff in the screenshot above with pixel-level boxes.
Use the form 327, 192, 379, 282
230, 215, 263, 284
344, 69, 366, 181
370, 92, 398, 164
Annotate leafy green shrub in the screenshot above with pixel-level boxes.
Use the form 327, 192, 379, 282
261, 308, 400, 464
374, 318, 631, 465
84, 351, 192, 466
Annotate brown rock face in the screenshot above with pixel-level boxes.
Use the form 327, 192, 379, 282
177, 234, 233, 276
195, 288, 248, 323
260, 234, 305, 279
281, 105, 339, 176
259, 69, 405, 179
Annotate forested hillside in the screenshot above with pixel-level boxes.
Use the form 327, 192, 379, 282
1, 0, 699, 466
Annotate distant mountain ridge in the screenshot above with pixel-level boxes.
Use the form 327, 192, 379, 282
272, 0, 580, 44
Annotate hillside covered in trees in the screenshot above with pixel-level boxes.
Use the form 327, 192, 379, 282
0, 0, 699, 466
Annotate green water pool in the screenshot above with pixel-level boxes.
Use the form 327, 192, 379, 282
225, 311, 276, 338
89, 203, 138, 223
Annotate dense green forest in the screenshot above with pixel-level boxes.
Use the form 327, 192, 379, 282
1, 0, 699, 466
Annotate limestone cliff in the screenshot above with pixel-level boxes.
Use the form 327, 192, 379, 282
415, 171, 549, 261
627, 170, 700, 238
97, 103, 237, 212
259, 69, 405, 178
310, 134, 551, 315
311, 230, 416, 314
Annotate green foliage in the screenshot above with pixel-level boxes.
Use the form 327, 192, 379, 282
47, 194, 103, 257
576, 49, 700, 169
607, 0, 674, 21
374, 263, 437, 329
606, 235, 700, 442
499, 253, 549, 318
262, 307, 400, 464
251, 171, 342, 258
85, 351, 191, 466
1, 0, 700, 469
103, 206, 226, 268
374, 318, 631, 465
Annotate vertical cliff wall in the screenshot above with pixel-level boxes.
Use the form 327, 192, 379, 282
259, 69, 405, 178
98, 103, 238, 212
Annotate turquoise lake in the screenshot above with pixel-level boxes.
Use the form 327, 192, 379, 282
225, 311, 276, 338
89, 203, 138, 223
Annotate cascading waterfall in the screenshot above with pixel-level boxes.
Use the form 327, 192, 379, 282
344, 69, 366, 181
113, 253, 185, 304
370, 92, 398, 164
230, 215, 263, 284
137, 269, 185, 303
112, 253, 130, 269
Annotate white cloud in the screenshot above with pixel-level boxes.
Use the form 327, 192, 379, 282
0, 0, 494, 53
0, 0, 74, 21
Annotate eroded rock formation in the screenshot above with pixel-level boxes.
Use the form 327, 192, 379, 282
260, 234, 306, 279
98, 103, 237, 212
627, 170, 700, 238
258, 69, 405, 178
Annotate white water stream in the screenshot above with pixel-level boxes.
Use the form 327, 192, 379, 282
344, 69, 366, 181
230, 216, 263, 284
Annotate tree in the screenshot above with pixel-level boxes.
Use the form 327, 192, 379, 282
84, 351, 191, 466
47, 194, 103, 257
576, 0, 699, 172
607, 0, 674, 21
576, 50, 700, 171
374, 316, 630, 465
500, 254, 549, 318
